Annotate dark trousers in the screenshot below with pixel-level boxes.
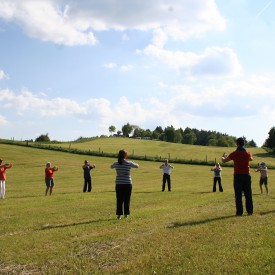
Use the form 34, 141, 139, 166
116, 184, 132, 215
83, 177, 92, 192
213, 177, 223, 192
234, 174, 253, 215
162, 173, 171, 191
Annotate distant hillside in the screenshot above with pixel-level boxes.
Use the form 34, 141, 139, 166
1, 137, 274, 168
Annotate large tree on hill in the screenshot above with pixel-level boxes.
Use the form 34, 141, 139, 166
122, 123, 133, 137
108, 125, 116, 135
35, 133, 50, 142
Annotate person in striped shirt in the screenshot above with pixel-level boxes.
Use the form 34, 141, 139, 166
111, 150, 139, 219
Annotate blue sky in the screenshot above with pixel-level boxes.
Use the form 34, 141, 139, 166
0, 0, 275, 146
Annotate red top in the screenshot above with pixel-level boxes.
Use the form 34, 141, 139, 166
45, 168, 54, 179
0, 167, 8, 180
229, 149, 252, 174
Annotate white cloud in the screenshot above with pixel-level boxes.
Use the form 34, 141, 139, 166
0, 0, 225, 46
141, 45, 242, 79
0, 114, 8, 125
0, 69, 8, 80
120, 65, 133, 72
103, 63, 117, 69
0, 0, 97, 46
2, 72, 275, 126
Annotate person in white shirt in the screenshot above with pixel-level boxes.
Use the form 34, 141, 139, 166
160, 159, 174, 192
255, 162, 268, 194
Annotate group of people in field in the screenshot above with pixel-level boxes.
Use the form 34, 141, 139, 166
0, 137, 269, 219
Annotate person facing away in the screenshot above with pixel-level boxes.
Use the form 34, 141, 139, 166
160, 159, 174, 192
0, 158, 13, 199
221, 137, 253, 216
255, 162, 268, 194
82, 160, 96, 192
45, 162, 58, 196
211, 163, 223, 192
110, 150, 139, 220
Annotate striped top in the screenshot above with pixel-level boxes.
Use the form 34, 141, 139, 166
111, 160, 139, 185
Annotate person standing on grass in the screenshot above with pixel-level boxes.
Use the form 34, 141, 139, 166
255, 162, 268, 195
0, 158, 13, 199
211, 163, 223, 192
221, 137, 253, 216
160, 159, 174, 192
82, 160, 96, 192
111, 150, 139, 220
45, 162, 58, 196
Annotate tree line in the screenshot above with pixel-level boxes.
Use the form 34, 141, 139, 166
109, 123, 257, 147
34, 124, 275, 150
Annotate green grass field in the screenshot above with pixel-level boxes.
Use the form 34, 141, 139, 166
0, 142, 274, 274
49, 137, 275, 166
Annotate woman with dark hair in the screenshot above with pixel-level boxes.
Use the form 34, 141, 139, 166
111, 150, 139, 219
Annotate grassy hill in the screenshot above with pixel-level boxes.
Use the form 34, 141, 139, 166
8, 137, 275, 167
0, 142, 274, 274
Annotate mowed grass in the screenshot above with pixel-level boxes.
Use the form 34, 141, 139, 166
0, 143, 274, 274
54, 137, 275, 166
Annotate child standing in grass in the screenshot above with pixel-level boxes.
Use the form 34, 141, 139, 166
211, 163, 223, 192
0, 158, 13, 199
255, 162, 268, 194
111, 150, 139, 220
45, 162, 58, 196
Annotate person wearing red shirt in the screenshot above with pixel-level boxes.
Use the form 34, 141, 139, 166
45, 162, 58, 196
0, 158, 13, 199
222, 137, 253, 216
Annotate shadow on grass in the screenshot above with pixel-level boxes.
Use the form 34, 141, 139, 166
135, 191, 157, 194
192, 191, 214, 194
253, 152, 275, 159
169, 215, 236, 228
39, 219, 112, 230
259, 210, 275, 215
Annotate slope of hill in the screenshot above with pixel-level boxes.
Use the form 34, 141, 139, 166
45, 137, 275, 167
0, 143, 274, 274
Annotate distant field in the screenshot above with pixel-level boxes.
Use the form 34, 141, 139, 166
52, 137, 275, 167
0, 143, 274, 274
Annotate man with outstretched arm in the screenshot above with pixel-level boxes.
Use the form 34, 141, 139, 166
221, 137, 253, 216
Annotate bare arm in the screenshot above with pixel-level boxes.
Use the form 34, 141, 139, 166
221, 153, 231, 163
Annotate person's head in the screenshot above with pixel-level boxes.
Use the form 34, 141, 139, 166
236, 137, 245, 147
46, 162, 51, 168
216, 162, 220, 168
0, 158, 3, 164
84, 160, 89, 164
118, 150, 127, 164
260, 162, 266, 166
164, 159, 169, 164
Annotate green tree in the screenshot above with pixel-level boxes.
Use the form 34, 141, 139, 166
122, 123, 133, 137
247, 139, 257, 147
163, 125, 176, 142
182, 127, 197, 145
35, 133, 50, 142
108, 125, 116, 135
264, 127, 275, 148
